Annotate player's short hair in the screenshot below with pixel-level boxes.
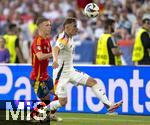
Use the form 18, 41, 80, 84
63, 18, 77, 27
36, 17, 49, 26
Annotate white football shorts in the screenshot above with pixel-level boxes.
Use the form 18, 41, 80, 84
53, 69, 89, 98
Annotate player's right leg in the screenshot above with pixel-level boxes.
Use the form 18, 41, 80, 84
85, 77, 123, 112
47, 67, 70, 118
46, 78, 69, 115
49, 90, 63, 122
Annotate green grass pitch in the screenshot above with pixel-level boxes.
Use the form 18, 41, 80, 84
0, 110, 149, 125
51, 113, 150, 125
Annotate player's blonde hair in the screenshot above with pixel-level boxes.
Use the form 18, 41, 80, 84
63, 18, 77, 27
36, 17, 49, 26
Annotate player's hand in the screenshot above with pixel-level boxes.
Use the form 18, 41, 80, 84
52, 61, 59, 69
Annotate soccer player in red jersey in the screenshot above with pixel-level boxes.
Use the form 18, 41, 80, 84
29, 17, 62, 122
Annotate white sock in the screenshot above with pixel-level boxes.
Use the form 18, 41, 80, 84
47, 100, 61, 111
92, 83, 112, 107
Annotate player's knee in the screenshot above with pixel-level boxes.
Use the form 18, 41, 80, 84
91, 79, 97, 87
86, 78, 97, 87
59, 98, 67, 106
92, 79, 97, 84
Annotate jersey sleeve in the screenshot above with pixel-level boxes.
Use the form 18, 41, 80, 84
33, 37, 42, 53
55, 33, 69, 49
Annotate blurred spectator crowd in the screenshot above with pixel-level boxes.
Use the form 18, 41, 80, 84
0, 0, 150, 65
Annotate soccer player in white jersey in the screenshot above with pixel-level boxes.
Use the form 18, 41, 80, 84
49, 18, 123, 114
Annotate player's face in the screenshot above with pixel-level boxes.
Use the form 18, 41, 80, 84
68, 22, 78, 36
39, 21, 52, 36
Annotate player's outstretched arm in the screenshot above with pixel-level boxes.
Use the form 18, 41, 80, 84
52, 46, 60, 69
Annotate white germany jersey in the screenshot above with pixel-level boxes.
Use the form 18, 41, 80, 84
54, 32, 74, 72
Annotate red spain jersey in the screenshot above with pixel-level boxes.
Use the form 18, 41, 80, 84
30, 35, 52, 81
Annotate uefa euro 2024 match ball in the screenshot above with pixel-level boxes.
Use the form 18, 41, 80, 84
84, 3, 99, 18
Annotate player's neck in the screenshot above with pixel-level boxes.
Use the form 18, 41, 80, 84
64, 31, 72, 38
39, 32, 47, 39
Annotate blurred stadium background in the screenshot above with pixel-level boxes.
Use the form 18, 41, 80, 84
0, 0, 150, 125
0, 0, 149, 64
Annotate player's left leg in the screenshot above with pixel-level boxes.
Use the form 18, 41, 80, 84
70, 69, 123, 112
86, 77, 123, 112
86, 77, 112, 108
70, 70, 111, 107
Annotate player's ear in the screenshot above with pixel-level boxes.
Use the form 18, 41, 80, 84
38, 23, 43, 29
39, 23, 43, 28
64, 24, 68, 30
65, 24, 71, 30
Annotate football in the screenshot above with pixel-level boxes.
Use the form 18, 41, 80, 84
84, 3, 99, 18
38, 105, 47, 120
33, 102, 47, 121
